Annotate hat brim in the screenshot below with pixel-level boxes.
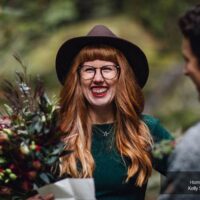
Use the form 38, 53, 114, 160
56, 36, 149, 88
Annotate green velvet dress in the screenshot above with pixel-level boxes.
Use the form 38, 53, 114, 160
91, 114, 173, 200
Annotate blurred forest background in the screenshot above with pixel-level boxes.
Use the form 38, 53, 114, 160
0, 0, 200, 199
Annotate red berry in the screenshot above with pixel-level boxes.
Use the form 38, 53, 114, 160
35, 145, 41, 152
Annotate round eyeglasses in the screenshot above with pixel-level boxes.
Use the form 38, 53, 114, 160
79, 65, 120, 80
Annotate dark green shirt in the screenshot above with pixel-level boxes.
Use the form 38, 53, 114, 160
91, 114, 173, 200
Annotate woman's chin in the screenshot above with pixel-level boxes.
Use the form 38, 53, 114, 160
89, 99, 113, 108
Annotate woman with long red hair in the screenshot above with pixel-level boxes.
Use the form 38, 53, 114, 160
29, 25, 172, 200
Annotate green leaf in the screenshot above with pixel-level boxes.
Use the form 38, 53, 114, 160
39, 172, 51, 184
0, 157, 7, 165
3, 104, 13, 115
46, 156, 58, 165
50, 143, 64, 155
50, 148, 61, 156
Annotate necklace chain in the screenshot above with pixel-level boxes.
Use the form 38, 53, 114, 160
93, 125, 113, 137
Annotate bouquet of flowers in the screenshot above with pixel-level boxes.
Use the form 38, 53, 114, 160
152, 139, 176, 159
0, 56, 69, 199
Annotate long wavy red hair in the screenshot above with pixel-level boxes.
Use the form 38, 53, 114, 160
59, 45, 153, 186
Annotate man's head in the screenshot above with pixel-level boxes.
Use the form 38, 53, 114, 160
179, 4, 200, 94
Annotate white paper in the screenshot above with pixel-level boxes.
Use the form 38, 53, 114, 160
38, 178, 96, 200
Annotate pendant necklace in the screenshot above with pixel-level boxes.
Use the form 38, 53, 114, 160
93, 124, 114, 137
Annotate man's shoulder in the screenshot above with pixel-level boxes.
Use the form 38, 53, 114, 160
184, 122, 200, 137
178, 122, 200, 150
169, 122, 200, 171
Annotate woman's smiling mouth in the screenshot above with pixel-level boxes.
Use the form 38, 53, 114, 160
91, 86, 108, 97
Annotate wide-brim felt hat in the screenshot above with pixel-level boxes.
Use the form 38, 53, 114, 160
56, 25, 149, 88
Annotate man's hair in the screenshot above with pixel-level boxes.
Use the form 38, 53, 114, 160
178, 4, 200, 64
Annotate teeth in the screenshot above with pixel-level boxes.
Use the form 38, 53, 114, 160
92, 88, 107, 93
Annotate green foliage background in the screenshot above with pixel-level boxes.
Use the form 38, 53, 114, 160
0, 1, 200, 199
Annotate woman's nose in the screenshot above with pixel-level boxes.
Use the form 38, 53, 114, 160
93, 69, 104, 82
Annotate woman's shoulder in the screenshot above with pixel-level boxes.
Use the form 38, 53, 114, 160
141, 114, 160, 134
141, 114, 159, 126
141, 114, 173, 142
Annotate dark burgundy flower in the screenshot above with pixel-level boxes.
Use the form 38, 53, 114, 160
0, 186, 12, 195
32, 160, 42, 170
21, 180, 33, 192
9, 164, 16, 172
27, 170, 37, 181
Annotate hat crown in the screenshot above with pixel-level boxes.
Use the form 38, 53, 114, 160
87, 25, 117, 38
